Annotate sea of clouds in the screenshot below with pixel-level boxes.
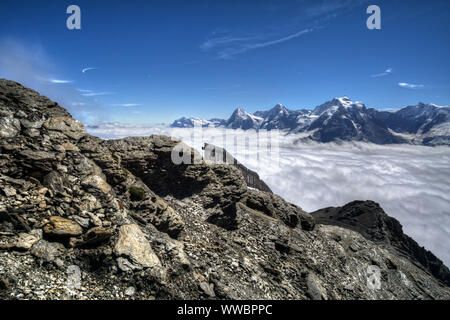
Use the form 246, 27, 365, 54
88, 124, 450, 266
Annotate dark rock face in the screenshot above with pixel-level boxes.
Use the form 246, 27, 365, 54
0, 79, 449, 300
311, 200, 450, 286
307, 104, 406, 144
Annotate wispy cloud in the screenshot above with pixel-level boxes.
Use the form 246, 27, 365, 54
200, 35, 261, 51
304, 0, 363, 20
111, 103, 141, 107
201, 0, 367, 59
82, 67, 99, 73
202, 28, 316, 59
0, 38, 112, 124
36, 76, 73, 84
371, 68, 393, 78
78, 89, 115, 97
398, 82, 425, 89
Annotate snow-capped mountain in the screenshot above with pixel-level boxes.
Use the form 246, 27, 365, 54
225, 107, 263, 130
259, 104, 303, 130
170, 117, 225, 128
170, 98, 450, 146
302, 97, 406, 144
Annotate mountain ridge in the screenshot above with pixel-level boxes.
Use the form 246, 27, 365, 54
171, 98, 450, 146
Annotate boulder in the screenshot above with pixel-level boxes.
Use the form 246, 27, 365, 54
43, 216, 83, 237
30, 240, 65, 263
114, 224, 161, 269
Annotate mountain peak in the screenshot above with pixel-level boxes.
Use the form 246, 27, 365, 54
266, 103, 289, 117
332, 96, 353, 107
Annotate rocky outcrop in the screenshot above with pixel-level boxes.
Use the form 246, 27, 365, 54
0, 79, 449, 300
203, 143, 273, 193
311, 200, 450, 286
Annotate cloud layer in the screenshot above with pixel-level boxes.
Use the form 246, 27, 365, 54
87, 124, 450, 266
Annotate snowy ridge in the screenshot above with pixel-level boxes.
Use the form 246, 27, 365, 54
170, 98, 450, 145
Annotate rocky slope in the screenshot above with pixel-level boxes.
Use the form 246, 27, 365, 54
0, 79, 449, 300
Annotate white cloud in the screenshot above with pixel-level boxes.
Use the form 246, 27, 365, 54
82, 67, 99, 73
81, 91, 115, 97
398, 82, 425, 89
87, 124, 450, 266
111, 103, 141, 107
371, 68, 393, 78
36, 76, 73, 84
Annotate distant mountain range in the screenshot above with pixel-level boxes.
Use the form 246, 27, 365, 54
170, 97, 450, 146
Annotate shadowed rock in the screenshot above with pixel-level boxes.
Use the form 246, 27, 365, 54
311, 200, 450, 286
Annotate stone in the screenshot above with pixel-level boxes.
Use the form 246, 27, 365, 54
1, 187, 16, 197
0, 116, 21, 138
43, 216, 83, 237
73, 216, 90, 228
116, 257, 136, 272
114, 224, 161, 269
306, 273, 327, 300
20, 118, 44, 129
81, 175, 112, 195
87, 212, 103, 227
61, 142, 80, 152
14, 232, 40, 250
125, 286, 136, 296
43, 116, 86, 140
199, 282, 215, 298
30, 240, 65, 262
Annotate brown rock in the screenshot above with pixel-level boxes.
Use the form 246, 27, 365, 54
43, 216, 83, 237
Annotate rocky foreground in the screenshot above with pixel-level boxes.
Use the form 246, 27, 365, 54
0, 79, 449, 300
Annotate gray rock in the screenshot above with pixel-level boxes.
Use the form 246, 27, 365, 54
114, 224, 161, 269
30, 240, 65, 262
1, 187, 16, 197
306, 272, 327, 300
199, 282, 215, 298
0, 116, 20, 138
14, 232, 40, 250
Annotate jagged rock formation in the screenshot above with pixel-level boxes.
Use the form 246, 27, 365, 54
311, 201, 450, 286
0, 79, 449, 300
203, 143, 273, 193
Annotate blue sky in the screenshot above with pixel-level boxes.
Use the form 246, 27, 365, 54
0, 0, 449, 125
